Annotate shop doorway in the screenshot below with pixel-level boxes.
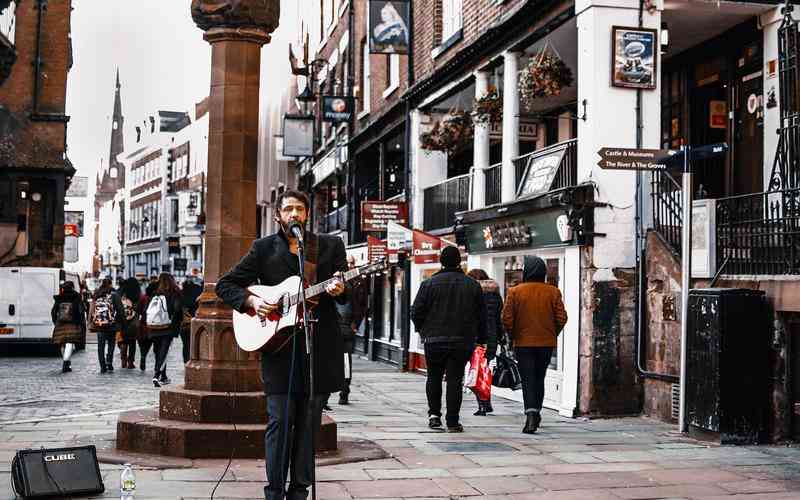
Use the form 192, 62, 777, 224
732, 42, 764, 196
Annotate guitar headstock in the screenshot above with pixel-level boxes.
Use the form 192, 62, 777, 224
357, 258, 388, 277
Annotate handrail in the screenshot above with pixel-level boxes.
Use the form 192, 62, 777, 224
423, 171, 472, 191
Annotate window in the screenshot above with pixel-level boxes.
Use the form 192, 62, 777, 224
171, 198, 179, 233
322, 0, 332, 38
384, 54, 399, 95
442, 0, 463, 42
361, 40, 370, 114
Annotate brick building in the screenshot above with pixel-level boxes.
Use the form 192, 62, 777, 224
0, 0, 73, 267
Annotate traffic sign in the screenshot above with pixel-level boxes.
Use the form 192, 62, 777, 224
597, 147, 677, 171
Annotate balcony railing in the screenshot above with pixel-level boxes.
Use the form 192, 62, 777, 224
484, 139, 578, 206
423, 173, 471, 231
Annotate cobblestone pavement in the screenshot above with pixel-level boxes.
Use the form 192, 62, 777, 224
0, 333, 185, 423
2, 356, 800, 499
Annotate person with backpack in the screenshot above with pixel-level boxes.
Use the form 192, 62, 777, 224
51, 281, 86, 373
118, 278, 143, 369
180, 277, 203, 364
146, 273, 183, 387
137, 279, 157, 371
89, 278, 125, 373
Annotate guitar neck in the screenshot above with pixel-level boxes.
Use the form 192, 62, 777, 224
289, 267, 362, 307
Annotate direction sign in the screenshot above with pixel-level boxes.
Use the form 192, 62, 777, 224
597, 147, 676, 171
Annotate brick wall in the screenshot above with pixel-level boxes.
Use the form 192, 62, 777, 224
412, 0, 528, 86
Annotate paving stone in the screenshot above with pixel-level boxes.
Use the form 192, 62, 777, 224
465, 453, 562, 467
463, 476, 540, 495
396, 453, 476, 468
549, 452, 604, 464
636, 467, 746, 485
530, 471, 654, 490
611, 484, 731, 499
452, 466, 544, 478
430, 476, 480, 496
540, 462, 659, 474
344, 478, 448, 498
365, 468, 450, 479
718, 479, 800, 494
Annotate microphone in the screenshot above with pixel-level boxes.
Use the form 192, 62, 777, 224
287, 221, 304, 244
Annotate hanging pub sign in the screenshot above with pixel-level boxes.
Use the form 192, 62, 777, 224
168, 236, 181, 255
173, 257, 188, 272
368, 0, 410, 54
611, 26, 657, 90
516, 142, 569, 199
322, 96, 355, 123
282, 114, 314, 157
361, 201, 409, 232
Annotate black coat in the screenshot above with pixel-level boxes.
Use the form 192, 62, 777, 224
215, 232, 348, 395
477, 280, 505, 361
411, 268, 487, 349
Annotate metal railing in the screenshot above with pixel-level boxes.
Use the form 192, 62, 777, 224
483, 139, 578, 205
423, 173, 471, 231
0, 1, 16, 46
651, 170, 683, 256
715, 188, 800, 275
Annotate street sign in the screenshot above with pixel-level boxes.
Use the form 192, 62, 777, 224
597, 147, 676, 171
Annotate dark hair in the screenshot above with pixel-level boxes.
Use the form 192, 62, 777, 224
93, 279, 113, 299
156, 272, 182, 300
467, 269, 490, 281
274, 189, 311, 219
120, 277, 141, 303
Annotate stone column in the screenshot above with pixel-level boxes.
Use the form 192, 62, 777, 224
472, 70, 490, 209
501, 51, 520, 203
186, 2, 278, 393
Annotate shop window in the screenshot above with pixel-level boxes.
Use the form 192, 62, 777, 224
361, 39, 371, 114
661, 69, 686, 149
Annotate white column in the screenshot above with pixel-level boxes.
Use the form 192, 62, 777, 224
501, 51, 521, 203
473, 71, 491, 209
576, 0, 661, 271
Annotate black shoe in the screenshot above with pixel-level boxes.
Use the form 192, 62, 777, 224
428, 415, 443, 429
139, 358, 146, 372
159, 375, 171, 385
152, 377, 161, 388
522, 412, 541, 434
338, 393, 349, 405
100, 365, 107, 374
322, 404, 333, 411
474, 404, 487, 416
485, 402, 494, 413
447, 423, 464, 433
61, 361, 72, 373
106, 364, 114, 372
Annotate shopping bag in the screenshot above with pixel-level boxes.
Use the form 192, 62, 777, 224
464, 346, 485, 389
472, 354, 492, 401
493, 345, 523, 390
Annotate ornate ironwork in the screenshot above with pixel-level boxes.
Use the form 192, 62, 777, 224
769, 4, 800, 192
651, 170, 683, 256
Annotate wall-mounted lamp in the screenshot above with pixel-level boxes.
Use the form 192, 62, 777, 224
661, 22, 669, 54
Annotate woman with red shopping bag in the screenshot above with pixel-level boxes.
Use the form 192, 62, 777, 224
467, 269, 506, 415
464, 345, 492, 403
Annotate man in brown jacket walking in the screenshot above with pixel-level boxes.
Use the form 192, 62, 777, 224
502, 256, 567, 434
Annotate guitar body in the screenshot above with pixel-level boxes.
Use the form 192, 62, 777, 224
232, 275, 305, 353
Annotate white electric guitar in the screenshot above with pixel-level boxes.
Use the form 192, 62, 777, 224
232, 260, 385, 353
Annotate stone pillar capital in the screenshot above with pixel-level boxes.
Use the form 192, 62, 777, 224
191, 0, 279, 36
203, 26, 273, 45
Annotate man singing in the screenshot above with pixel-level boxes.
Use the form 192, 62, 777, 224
216, 190, 347, 500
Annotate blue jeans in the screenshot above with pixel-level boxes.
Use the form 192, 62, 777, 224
264, 393, 328, 500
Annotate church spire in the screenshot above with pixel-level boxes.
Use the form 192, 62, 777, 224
109, 68, 125, 188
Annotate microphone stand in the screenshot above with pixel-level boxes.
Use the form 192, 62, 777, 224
294, 236, 317, 500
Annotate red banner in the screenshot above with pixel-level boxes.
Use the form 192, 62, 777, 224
412, 230, 442, 264
367, 235, 387, 263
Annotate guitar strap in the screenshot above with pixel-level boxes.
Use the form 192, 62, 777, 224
302, 232, 319, 286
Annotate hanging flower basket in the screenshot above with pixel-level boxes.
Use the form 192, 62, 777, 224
472, 86, 503, 124
518, 50, 573, 109
419, 110, 474, 155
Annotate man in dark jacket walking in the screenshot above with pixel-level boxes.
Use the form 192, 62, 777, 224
216, 190, 347, 500
411, 246, 486, 432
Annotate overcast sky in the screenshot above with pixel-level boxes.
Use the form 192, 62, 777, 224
66, 0, 299, 186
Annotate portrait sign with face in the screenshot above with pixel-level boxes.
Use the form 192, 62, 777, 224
369, 0, 410, 54
611, 26, 657, 90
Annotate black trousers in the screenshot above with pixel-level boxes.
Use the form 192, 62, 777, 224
424, 344, 472, 426
96, 331, 116, 368
151, 335, 173, 378
179, 327, 190, 364
263, 393, 327, 500
515, 346, 554, 413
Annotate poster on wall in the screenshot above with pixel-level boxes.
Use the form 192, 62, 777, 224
709, 100, 727, 129
322, 96, 355, 123
368, 0, 410, 54
611, 26, 657, 90
64, 211, 85, 236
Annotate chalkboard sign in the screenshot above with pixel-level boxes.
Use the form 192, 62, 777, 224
516, 145, 568, 199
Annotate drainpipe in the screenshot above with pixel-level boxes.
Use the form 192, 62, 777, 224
400, 0, 415, 371
634, 0, 679, 384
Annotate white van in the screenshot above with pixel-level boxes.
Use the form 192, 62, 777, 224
0, 267, 84, 347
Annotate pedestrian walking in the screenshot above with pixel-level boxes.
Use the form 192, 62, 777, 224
118, 278, 142, 369
180, 277, 203, 364
335, 255, 367, 406
502, 256, 567, 434
136, 279, 157, 372
89, 278, 125, 373
466, 268, 506, 416
411, 246, 486, 433
51, 281, 85, 373
145, 273, 183, 387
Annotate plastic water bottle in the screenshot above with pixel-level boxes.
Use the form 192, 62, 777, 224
120, 463, 136, 500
